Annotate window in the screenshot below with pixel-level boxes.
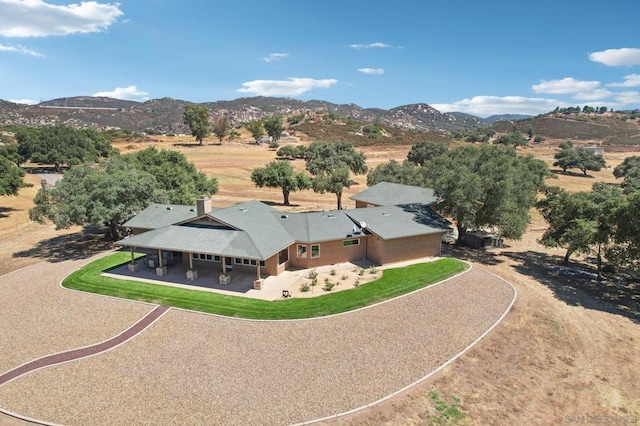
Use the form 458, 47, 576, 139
260, 260, 265, 267
235, 258, 242, 265
297, 244, 307, 258
311, 244, 320, 258
243, 258, 251, 265
192, 253, 217, 262
250, 259, 257, 266
278, 248, 289, 265
342, 239, 360, 247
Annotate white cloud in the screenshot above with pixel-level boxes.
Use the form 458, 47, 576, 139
607, 74, 640, 88
237, 78, 338, 96
263, 53, 289, 62
358, 68, 384, 75
0, 42, 42, 56
349, 42, 393, 49
0, 0, 123, 37
93, 85, 149, 101
614, 91, 640, 105
589, 48, 640, 66
8, 98, 37, 105
573, 88, 613, 101
532, 77, 600, 94
432, 95, 568, 118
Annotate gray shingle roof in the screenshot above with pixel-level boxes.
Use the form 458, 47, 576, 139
209, 201, 294, 256
275, 210, 362, 243
116, 225, 263, 259
346, 204, 450, 239
122, 203, 198, 230
349, 182, 437, 206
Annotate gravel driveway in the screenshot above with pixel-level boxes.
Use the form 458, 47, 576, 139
0, 258, 515, 425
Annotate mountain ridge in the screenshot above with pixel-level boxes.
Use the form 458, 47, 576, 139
0, 96, 486, 134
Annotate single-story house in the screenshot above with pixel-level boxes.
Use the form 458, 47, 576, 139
115, 182, 450, 284
579, 146, 604, 156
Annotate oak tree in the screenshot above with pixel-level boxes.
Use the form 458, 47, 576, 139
182, 103, 211, 145
251, 160, 311, 205
304, 141, 367, 209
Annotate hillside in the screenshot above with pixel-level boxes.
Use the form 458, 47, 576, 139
490, 110, 640, 147
0, 96, 482, 135
286, 111, 450, 146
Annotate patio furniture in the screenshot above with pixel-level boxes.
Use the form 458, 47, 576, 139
147, 259, 156, 269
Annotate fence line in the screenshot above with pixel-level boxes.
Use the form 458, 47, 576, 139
0, 220, 35, 237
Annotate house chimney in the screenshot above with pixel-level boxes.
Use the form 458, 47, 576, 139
196, 195, 211, 216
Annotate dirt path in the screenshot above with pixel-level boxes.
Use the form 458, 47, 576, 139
0, 306, 169, 386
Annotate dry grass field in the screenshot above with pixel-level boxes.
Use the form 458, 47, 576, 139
0, 135, 638, 425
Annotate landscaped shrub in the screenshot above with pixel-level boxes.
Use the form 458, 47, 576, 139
300, 283, 310, 292
323, 281, 335, 291
306, 269, 318, 279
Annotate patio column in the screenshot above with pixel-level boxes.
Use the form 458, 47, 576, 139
256, 263, 261, 280
222, 256, 227, 273
130, 246, 134, 264
189, 253, 193, 270
157, 249, 163, 268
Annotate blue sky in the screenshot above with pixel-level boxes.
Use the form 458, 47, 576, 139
0, 0, 639, 117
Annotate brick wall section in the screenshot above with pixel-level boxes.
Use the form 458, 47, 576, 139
289, 238, 367, 269
367, 233, 444, 264
355, 200, 379, 208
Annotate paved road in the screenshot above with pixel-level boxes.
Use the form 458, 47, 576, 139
0, 256, 515, 425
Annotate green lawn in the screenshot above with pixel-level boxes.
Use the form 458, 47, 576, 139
63, 253, 468, 320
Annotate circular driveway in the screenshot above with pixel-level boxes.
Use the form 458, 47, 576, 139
0, 256, 515, 425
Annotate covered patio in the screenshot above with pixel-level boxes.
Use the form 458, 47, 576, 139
104, 250, 300, 301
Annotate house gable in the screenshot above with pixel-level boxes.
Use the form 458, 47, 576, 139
122, 203, 198, 231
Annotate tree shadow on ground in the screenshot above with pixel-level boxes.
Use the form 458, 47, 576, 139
442, 243, 504, 266
550, 169, 595, 178
12, 226, 113, 263
0, 207, 17, 219
502, 250, 639, 324
171, 143, 202, 148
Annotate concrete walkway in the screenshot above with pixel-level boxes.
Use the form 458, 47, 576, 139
0, 255, 515, 426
